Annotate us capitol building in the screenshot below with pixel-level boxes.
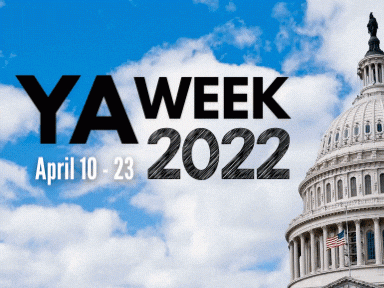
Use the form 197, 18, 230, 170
286, 14, 384, 288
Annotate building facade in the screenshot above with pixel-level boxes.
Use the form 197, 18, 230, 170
286, 14, 384, 288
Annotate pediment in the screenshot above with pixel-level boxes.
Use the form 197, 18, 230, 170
323, 276, 381, 288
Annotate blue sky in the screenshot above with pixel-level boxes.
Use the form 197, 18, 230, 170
1, 1, 383, 287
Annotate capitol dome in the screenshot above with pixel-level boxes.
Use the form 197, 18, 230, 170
286, 14, 384, 288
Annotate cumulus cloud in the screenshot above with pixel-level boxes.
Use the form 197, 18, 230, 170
0, 84, 40, 143
0, 84, 79, 144
0, 159, 44, 202
282, 1, 384, 83
0, 202, 293, 288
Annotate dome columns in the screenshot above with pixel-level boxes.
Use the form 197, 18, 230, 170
322, 225, 329, 272
337, 223, 345, 268
288, 217, 384, 284
293, 238, 299, 279
310, 229, 316, 274
374, 217, 382, 264
300, 234, 306, 276
358, 56, 384, 90
354, 219, 362, 266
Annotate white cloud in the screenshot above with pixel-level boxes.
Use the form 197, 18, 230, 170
225, 1, 236, 12
193, 0, 219, 11
0, 84, 39, 143
272, 2, 297, 53
282, 1, 384, 83
207, 19, 262, 49
0, 83, 79, 144
0, 1, 5, 8
0, 159, 44, 202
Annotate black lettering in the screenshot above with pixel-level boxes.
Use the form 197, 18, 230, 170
194, 77, 218, 119
253, 77, 290, 119
135, 77, 191, 119
70, 76, 138, 144
16, 75, 80, 144
224, 77, 248, 119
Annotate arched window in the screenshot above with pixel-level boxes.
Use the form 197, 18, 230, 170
326, 183, 331, 203
317, 187, 321, 207
350, 232, 357, 264
328, 135, 332, 145
351, 177, 357, 197
337, 180, 343, 200
365, 175, 372, 195
378, 123, 383, 133
335, 132, 339, 142
380, 174, 384, 194
354, 125, 360, 136
367, 230, 375, 260
366, 124, 371, 134
344, 128, 349, 139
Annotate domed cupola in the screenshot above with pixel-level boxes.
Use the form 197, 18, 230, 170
315, 13, 384, 167
286, 13, 384, 288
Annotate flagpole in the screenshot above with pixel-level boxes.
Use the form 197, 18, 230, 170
345, 204, 351, 278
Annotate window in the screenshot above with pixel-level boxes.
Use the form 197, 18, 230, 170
317, 187, 321, 207
378, 123, 383, 133
337, 180, 343, 200
380, 174, 384, 193
367, 230, 375, 260
365, 175, 372, 195
366, 124, 371, 134
344, 128, 349, 138
335, 132, 339, 142
328, 135, 332, 145
316, 241, 321, 269
351, 177, 357, 197
349, 231, 357, 264
326, 183, 331, 203
354, 125, 359, 136
372, 64, 377, 82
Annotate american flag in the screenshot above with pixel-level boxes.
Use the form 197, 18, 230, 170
326, 230, 346, 249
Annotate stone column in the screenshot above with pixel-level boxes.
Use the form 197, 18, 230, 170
375, 63, 379, 83
382, 64, 384, 82
337, 223, 345, 268
368, 64, 373, 84
300, 234, 306, 276
355, 220, 362, 266
323, 226, 329, 271
290, 242, 294, 281
331, 242, 336, 269
320, 235, 324, 271
294, 238, 299, 279
374, 218, 382, 264
310, 230, 315, 274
